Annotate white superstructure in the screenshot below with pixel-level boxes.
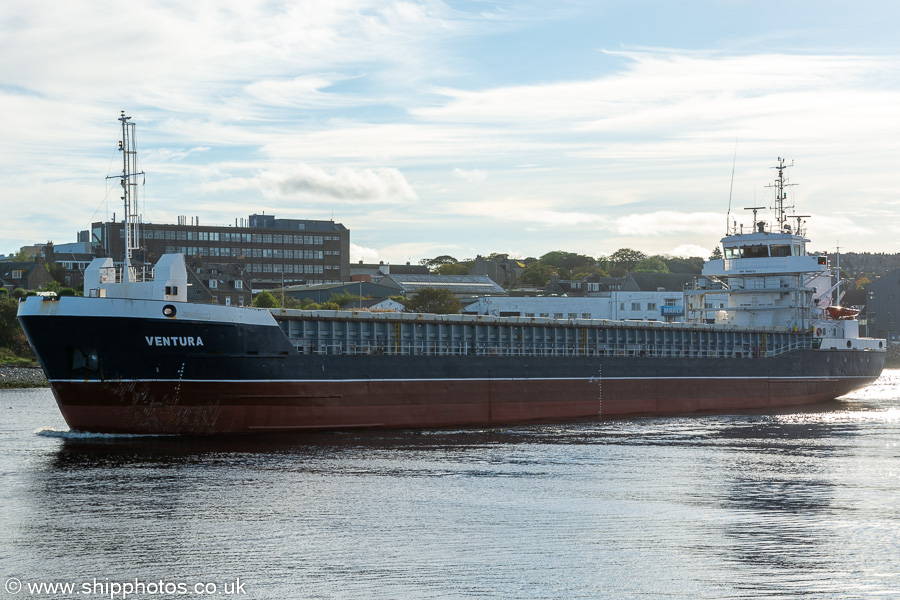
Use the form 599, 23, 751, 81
685, 158, 878, 350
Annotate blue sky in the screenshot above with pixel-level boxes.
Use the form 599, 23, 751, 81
3, 1, 900, 263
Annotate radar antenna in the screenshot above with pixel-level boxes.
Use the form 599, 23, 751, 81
765, 157, 797, 233
743, 206, 766, 233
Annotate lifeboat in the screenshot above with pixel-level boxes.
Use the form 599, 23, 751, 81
825, 305, 860, 320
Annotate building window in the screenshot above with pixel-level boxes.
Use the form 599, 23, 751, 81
234, 280, 243, 290
209, 279, 217, 289
647, 303, 657, 310
631, 302, 641, 311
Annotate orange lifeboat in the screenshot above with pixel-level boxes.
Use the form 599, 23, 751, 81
825, 306, 860, 320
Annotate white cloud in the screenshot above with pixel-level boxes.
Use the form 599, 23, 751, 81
265, 164, 418, 202
670, 244, 712, 259
613, 211, 724, 237
199, 163, 418, 203
453, 167, 487, 182
350, 243, 380, 264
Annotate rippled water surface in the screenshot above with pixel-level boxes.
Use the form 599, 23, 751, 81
2, 372, 900, 599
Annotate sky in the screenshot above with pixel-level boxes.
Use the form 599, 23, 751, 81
3, 0, 900, 265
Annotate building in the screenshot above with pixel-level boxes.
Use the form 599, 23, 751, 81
90, 213, 350, 302
463, 291, 687, 321
378, 274, 506, 300
0, 260, 56, 293
866, 269, 900, 340
283, 281, 399, 305
350, 261, 429, 283
469, 255, 526, 287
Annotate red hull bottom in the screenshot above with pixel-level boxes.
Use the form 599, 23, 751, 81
49, 376, 879, 434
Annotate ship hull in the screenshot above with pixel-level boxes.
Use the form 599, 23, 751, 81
48, 371, 879, 434
19, 297, 885, 434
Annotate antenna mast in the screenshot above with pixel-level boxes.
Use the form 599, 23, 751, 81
108, 111, 145, 283
766, 157, 797, 233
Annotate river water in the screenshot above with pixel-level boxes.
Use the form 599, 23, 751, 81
1, 372, 899, 599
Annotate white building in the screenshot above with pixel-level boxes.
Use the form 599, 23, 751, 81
463, 291, 687, 322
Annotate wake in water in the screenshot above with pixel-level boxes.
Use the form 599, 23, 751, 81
34, 427, 174, 440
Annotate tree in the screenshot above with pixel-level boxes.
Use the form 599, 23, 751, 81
608, 248, 646, 276
401, 288, 461, 314
0, 298, 32, 357
634, 256, 670, 273
709, 247, 723, 260
252, 290, 279, 308
520, 264, 555, 287
540, 250, 596, 273
329, 291, 365, 308
419, 255, 459, 269
282, 296, 303, 309
661, 255, 704, 274
45, 262, 66, 285
435, 263, 470, 275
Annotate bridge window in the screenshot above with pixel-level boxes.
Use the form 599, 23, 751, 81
741, 245, 768, 259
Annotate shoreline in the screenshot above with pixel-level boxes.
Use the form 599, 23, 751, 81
0, 366, 48, 388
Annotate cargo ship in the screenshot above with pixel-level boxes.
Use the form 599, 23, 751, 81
16, 115, 885, 433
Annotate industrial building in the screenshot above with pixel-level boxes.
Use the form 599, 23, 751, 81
89, 213, 350, 304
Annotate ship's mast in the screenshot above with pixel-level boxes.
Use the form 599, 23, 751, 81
111, 111, 144, 283
766, 157, 797, 233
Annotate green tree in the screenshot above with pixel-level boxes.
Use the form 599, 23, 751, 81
540, 250, 596, 273
328, 291, 365, 308
401, 288, 462, 314
608, 248, 646, 275
252, 290, 279, 308
520, 264, 555, 287
282, 296, 303, 309
0, 298, 32, 357
709, 247, 723, 260
45, 262, 66, 285
661, 255, 704, 274
435, 263, 470, 275
419, 255, 459, 269
634, 256, 670, 273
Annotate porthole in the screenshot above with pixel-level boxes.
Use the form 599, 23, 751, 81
847, 341, 852, 349
163, 304, 177, 318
